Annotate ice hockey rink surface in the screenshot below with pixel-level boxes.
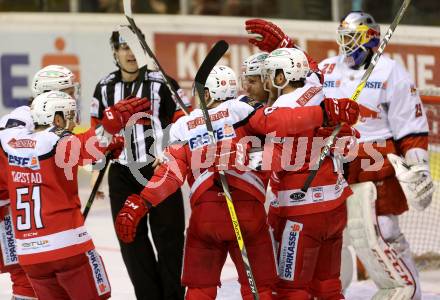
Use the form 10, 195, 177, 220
1, 170, 440, 300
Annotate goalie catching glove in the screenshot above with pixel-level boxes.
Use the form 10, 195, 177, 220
115, 194, 152, 243
387, 152, 434, 211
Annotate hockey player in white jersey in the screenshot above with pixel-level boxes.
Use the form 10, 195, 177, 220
115, 64, 360, 300
318, 12, 433, 300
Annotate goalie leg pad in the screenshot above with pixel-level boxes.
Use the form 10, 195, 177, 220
376, 215, 421, 300
346, 182, 417, 299
339, 233, 356, 291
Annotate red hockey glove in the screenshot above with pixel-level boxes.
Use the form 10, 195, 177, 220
317, 124, 360, 155
245, 19, 293, 52
322, 98, 359, 126
115, 194, 151, 243
107, 134, 125, 159
101, 97, 151, 134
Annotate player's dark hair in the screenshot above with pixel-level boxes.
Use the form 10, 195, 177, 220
275, 69, 305, 88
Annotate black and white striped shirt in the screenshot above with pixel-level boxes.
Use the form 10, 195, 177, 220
91, 70, 189, 165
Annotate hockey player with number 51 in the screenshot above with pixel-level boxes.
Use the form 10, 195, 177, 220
115, 64, 360, 299
0, 90, 150, 300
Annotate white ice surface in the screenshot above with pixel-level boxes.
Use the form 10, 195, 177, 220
1, 170, 439, 299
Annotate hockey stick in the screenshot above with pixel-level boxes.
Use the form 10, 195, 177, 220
123, 0, 189, 115
301, 0, 412, 192
194, 40, 260, 300
83, 54, 147, 220
83, 153, 111, 219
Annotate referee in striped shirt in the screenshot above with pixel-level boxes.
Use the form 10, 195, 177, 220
90, 28, 188, 300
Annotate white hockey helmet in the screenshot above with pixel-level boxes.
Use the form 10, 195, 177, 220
263, 48, 310, 89
205, 65, 238, 101
241, 52, 269, 78
31, 65, 77, 98
31, 91, 77, 126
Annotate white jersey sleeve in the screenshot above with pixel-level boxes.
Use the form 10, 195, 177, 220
386, 61, 429, 140
0, 106, 34, 131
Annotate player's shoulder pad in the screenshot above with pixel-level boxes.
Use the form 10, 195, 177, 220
50, 127, 72, 138
146, 71, 165, 84
98, 71, 119, 85
238, 95, 263, 110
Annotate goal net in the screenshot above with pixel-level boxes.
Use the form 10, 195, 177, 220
399, 88, 440, 269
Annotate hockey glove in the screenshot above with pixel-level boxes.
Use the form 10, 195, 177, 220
317, 124, 360, 156
321, 98, 359, 127
387, 153, 434, 211
245, 19, 293, 52
115, 194, 151, 243
107, 134, 125, 159
101, 97, 151, 134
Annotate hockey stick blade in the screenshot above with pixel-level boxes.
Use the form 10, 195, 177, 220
123, 0, 189, 115
119, 25, 148, 68
194, 40, 229, 136
193, 41, 260, 300
301, 0, 412, 192
195, 40, 229, 85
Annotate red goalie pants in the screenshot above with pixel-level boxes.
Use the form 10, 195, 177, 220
182, 190, 277, 300
21, 249, 111, 300
269, 202, 347, 300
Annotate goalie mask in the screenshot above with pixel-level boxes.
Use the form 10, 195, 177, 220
31, 91, 77, 127
205, 65, 238, 106
337, 11, 380, 68
263, 48, 309, 91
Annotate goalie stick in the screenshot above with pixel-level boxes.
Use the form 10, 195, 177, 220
123, 0, 189, 115
194, 40, 260, 300
301, 0, 412, 192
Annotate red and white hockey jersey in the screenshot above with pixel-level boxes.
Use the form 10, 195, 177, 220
0, 126, 107, 265
319, 55, 428, 144
269, 80, 352, 216
140, 96, 325, 207
319, 55, 429, 214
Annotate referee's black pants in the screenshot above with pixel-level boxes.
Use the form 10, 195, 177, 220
109, 162, 185, 300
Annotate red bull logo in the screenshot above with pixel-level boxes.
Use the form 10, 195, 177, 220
359, 104, 381, 121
